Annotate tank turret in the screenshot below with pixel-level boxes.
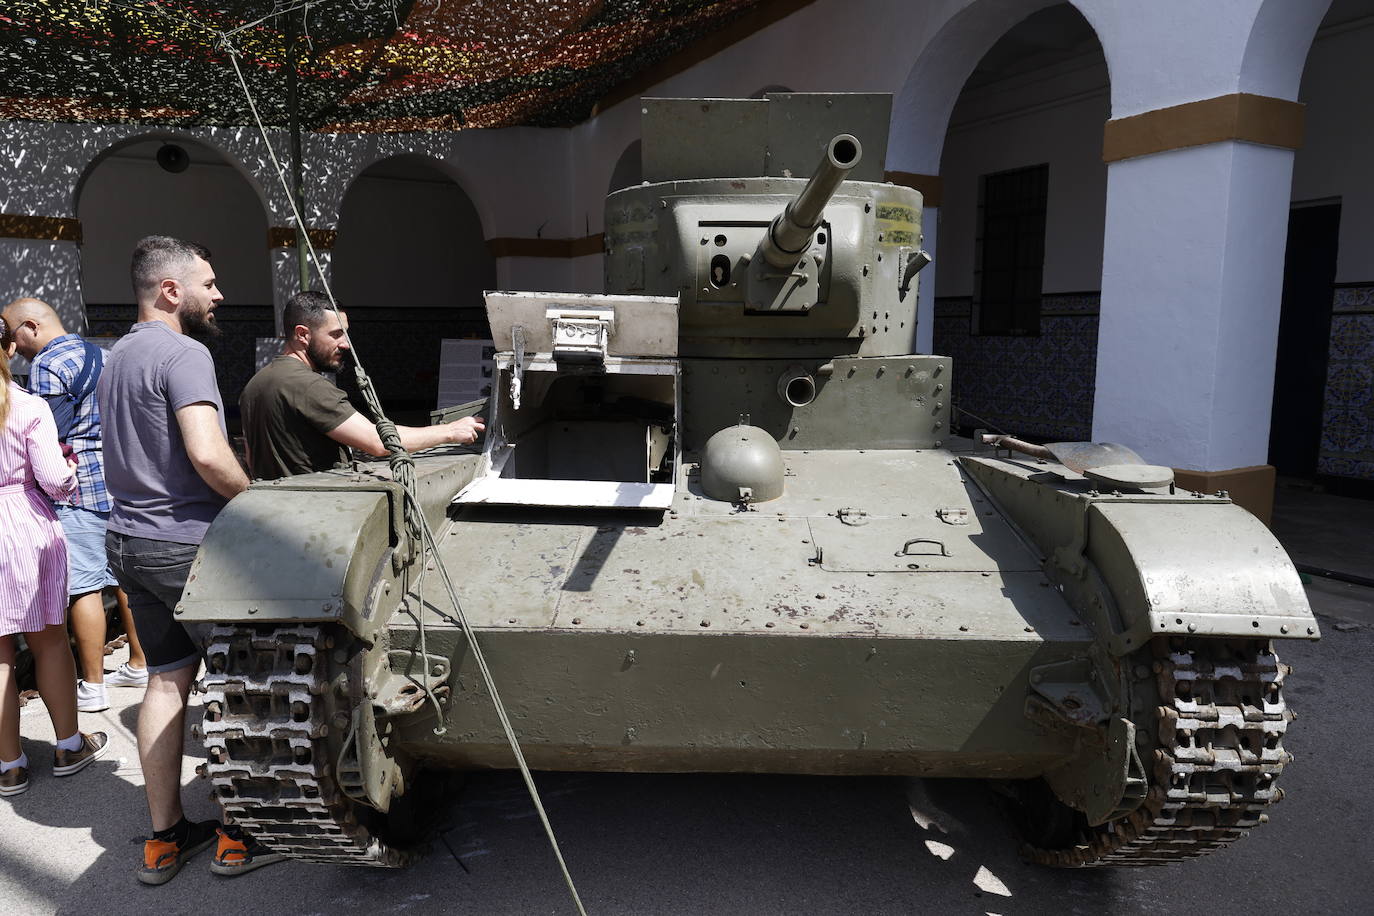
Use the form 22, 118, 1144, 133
599, 93, 940, 453
606, 94, 929, 363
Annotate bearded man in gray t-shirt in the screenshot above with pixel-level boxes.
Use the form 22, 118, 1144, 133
98, 235, 280, 884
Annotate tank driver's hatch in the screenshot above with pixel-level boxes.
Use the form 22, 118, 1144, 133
453, 291, 681, 510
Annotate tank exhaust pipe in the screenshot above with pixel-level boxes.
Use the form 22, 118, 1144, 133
760, 133, 862, 269
777, 366, 818, 407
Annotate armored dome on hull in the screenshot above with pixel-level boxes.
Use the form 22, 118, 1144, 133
700, 423, 785, 503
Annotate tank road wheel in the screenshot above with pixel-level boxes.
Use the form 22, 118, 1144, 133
1019, 636, 1293, 867
199, 624, 429, 867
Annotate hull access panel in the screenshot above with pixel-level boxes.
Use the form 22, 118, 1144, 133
455, 291, 681, 510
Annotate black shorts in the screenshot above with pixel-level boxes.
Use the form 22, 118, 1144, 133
105, 531, 205, 673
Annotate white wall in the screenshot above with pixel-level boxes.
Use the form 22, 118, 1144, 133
567, 0, 978, 236
3, 1, 1370, 367
929, 9, 1374, 299
0, 117, 581, 323
332, 167, 494, 310
76, 142, 272, 304
5, 0, 1366, 307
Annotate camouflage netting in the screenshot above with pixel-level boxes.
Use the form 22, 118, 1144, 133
0, 0, 771, 131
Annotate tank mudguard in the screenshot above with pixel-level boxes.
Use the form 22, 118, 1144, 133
961, 454, 1319, 653
1086, 500, 1318, 646
176, 479, 406, 642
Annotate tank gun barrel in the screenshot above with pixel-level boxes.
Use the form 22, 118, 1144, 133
760, 133, 862, 269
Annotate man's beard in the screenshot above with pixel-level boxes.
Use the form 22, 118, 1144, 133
181, 304, 221, 341
307, 338, 343, 371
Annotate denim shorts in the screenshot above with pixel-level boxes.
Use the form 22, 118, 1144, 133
105, 531, 206, 674
55, 505, 119, 596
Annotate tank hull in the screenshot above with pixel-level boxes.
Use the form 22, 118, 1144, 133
380, 442, 1084, 775
389, 625, 1085, 777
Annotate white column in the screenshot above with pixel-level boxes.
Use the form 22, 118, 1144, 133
1092, 140, 1295, 470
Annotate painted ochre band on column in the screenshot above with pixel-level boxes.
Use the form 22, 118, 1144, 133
0, 214, 82, 242
1103, 93, 1305, 163
268, 227, 337, 250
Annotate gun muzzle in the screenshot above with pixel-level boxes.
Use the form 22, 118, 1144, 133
761, 133, 862, 269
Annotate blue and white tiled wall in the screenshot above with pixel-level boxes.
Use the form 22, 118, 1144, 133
88, 304, 275, 415
935, 286, 1374, 485
86, 303, 488, 418
932, 293, 1099, 442
1319, 285, 1374, 482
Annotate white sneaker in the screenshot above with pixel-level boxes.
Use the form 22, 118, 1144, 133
104, 662, 149, 688
75, 680, 109, 713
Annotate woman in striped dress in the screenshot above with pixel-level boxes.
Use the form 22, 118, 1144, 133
1, 318, 108, 796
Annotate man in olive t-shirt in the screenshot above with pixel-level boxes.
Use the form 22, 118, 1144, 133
240, 356, 353, 478
239, 290, 483, 480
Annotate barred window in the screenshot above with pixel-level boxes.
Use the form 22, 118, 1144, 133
974, 164, 1048, 336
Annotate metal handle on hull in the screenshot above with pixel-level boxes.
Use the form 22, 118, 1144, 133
895, 537, 950, 558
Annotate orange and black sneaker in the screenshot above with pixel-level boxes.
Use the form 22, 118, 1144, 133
137, 818, 219, 886
210, 825, 286, 876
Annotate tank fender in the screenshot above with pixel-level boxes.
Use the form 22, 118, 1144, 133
177, 479, 410, 643
961, 455, 1319, 653
1086, 501, 1319, 647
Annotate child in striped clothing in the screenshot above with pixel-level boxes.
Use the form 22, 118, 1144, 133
0, 318, 108, 796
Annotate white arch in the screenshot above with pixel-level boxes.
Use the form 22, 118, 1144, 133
331, 153, 494, 310
331, 147, 499, 242
72, 132, 276, 313
889, 0, 1066, 174
71, 130, 272, 218
1239, 0, 1334, 100
607, 140, 643, 195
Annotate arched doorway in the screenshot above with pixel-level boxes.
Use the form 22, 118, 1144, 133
75, 136, 274, 408
1279, 0, 1374, 493
332, 155, 495, 415
919, 3, 1108, 442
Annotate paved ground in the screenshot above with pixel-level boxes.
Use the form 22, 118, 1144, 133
1273, 486, 1374, 582
3, 526, 1372, 914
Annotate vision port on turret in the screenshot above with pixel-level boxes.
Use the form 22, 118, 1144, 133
710, 254, 731, 287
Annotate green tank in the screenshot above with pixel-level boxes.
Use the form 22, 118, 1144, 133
178, 93, 1318, 869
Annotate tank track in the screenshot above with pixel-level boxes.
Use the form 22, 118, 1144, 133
1025, 636, 1293, 867
200, 623, 421, 867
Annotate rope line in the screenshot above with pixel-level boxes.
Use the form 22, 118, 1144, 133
217, 27, 588, 916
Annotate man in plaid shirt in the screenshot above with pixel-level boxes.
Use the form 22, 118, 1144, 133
3, 298, 148, 711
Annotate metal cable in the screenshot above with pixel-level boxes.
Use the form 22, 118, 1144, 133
221, 34, 588, 915
403, 487, 588, 914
